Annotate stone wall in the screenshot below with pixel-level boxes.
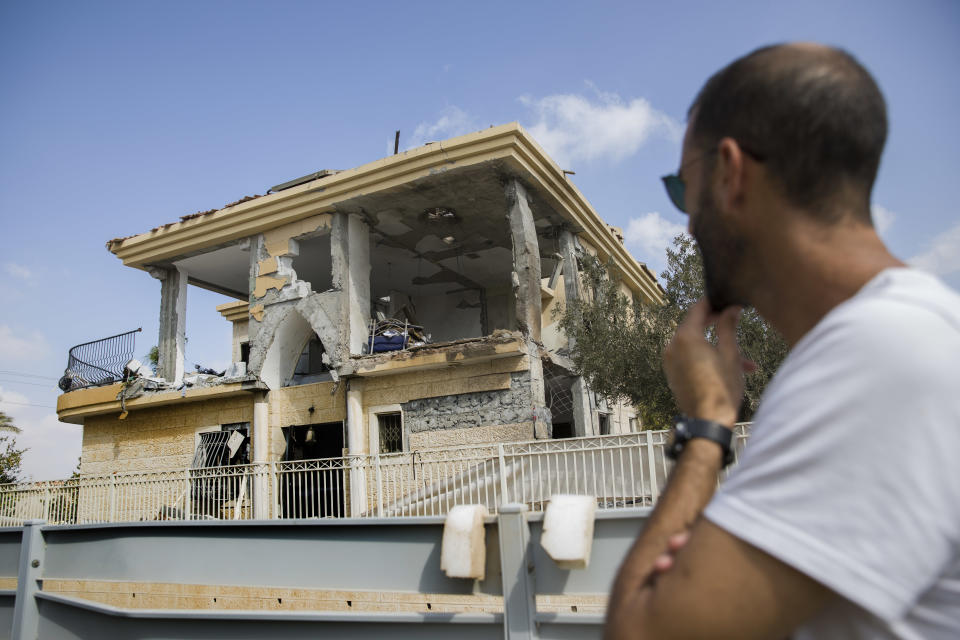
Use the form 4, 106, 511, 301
402, 371, 532, 434
80, 396, 254, 476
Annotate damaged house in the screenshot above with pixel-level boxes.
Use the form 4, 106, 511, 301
55, 123, 664, 519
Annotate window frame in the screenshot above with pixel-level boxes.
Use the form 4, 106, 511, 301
367, 404, 406, 454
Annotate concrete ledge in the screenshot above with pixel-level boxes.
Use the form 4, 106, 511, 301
56, 381, 262, 424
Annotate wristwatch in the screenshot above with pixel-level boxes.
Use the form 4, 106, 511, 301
666, 416, 735, 467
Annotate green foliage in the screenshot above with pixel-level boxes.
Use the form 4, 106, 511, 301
0, 434, 25, 485
146, 345, 160, 368
558, 235, 789, 429
0, 412, 25, 484
0, 411, 22, 434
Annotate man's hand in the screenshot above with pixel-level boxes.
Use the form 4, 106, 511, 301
662, 299, 750, 426
651, 530, 690, 574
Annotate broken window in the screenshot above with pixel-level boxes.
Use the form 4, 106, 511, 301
192, 423, 250, 468
190, 423, 250, 518
377, 412, 403, 454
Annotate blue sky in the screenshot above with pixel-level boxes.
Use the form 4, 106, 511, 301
1, 0, 958, 479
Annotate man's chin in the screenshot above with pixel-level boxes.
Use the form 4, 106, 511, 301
705, 284, 743, 313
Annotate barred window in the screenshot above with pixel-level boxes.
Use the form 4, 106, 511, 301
192, 423, 249, 468
377, 413, 403, 454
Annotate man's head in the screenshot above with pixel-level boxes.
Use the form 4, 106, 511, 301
676, 43, 888, 310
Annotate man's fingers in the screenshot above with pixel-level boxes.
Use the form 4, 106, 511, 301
742, 357, 758, 373
680, 299, 715, 333
653, 553, 674, 573
717, 305, 743, 362
667, 530, 691, 551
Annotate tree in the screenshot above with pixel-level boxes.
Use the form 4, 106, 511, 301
558, 234, 789, 429
0, 411, 22, 434
0, 412, 25, 484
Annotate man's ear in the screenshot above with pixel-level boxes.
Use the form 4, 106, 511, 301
715, 137, 746, 212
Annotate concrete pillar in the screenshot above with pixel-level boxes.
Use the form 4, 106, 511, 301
252, 393, 270, 519
346, 379, 368, 516
347, 214, 371, 355
558, 228, 595, 437
331, 213, 371, 359
571, 378, 595, 437
505, 179, 542, 341
151, 266, 187, 385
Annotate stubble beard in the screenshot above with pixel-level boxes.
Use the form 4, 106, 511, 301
693, 189, 747, 313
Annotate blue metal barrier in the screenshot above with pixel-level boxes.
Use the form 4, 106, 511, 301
0, 508, 650, 639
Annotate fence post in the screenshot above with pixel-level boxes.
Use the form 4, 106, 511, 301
645, 433, 659, 504
41, 485, 51, 523
12, 519, 45, 640
498, 443, 509, 508
375, 455, 383, 518
269, 461, 277, 520
108, 475, 117, 522
253, 462, 269, 521
182, 469, 191, 520
498, 504, 538, 640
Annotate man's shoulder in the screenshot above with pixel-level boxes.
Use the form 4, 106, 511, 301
832, 267, 960, 330
761, 268, 960, 418
797, 267, 960, 360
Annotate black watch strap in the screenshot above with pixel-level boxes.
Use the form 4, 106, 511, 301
667, 416, 735, 467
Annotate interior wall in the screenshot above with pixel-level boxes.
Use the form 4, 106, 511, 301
484, 290, 514, 332
540, 274, 569, 354
413, 291, 483, 342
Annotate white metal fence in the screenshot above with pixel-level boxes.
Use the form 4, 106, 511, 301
0, 425, 750, 525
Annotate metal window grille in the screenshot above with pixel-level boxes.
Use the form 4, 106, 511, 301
192, 431, 231, 468
378, 413, 403, 454
192, 425, 249, 468
59, 328, 142, 391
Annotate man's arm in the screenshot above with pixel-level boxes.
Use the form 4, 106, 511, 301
604, 301, 831, 639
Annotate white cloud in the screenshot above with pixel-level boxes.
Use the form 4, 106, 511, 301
625, 212, 688, 274
520, 86, 679, 166
909, 222, 960, 277
871, 204, 895, 235
0, 386, 29, 408
0, 325, 51, 362
405, 106, 476, 150
3, 263, 33, 279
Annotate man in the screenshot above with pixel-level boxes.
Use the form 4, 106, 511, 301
604, 43, 960, 639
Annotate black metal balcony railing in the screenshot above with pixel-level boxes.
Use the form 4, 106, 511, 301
58, 328, 142, 392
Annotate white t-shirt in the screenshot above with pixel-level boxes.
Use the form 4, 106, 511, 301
704, 268, 960, 639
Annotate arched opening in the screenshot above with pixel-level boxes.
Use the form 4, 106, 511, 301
258, 309, 315, 389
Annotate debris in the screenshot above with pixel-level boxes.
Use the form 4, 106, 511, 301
367, 318, 429, 353
194, 364, 226, 376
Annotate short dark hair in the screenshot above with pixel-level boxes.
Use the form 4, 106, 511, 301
690, 44, 887, 220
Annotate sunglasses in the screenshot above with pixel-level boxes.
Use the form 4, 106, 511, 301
661, 146, 763, 214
